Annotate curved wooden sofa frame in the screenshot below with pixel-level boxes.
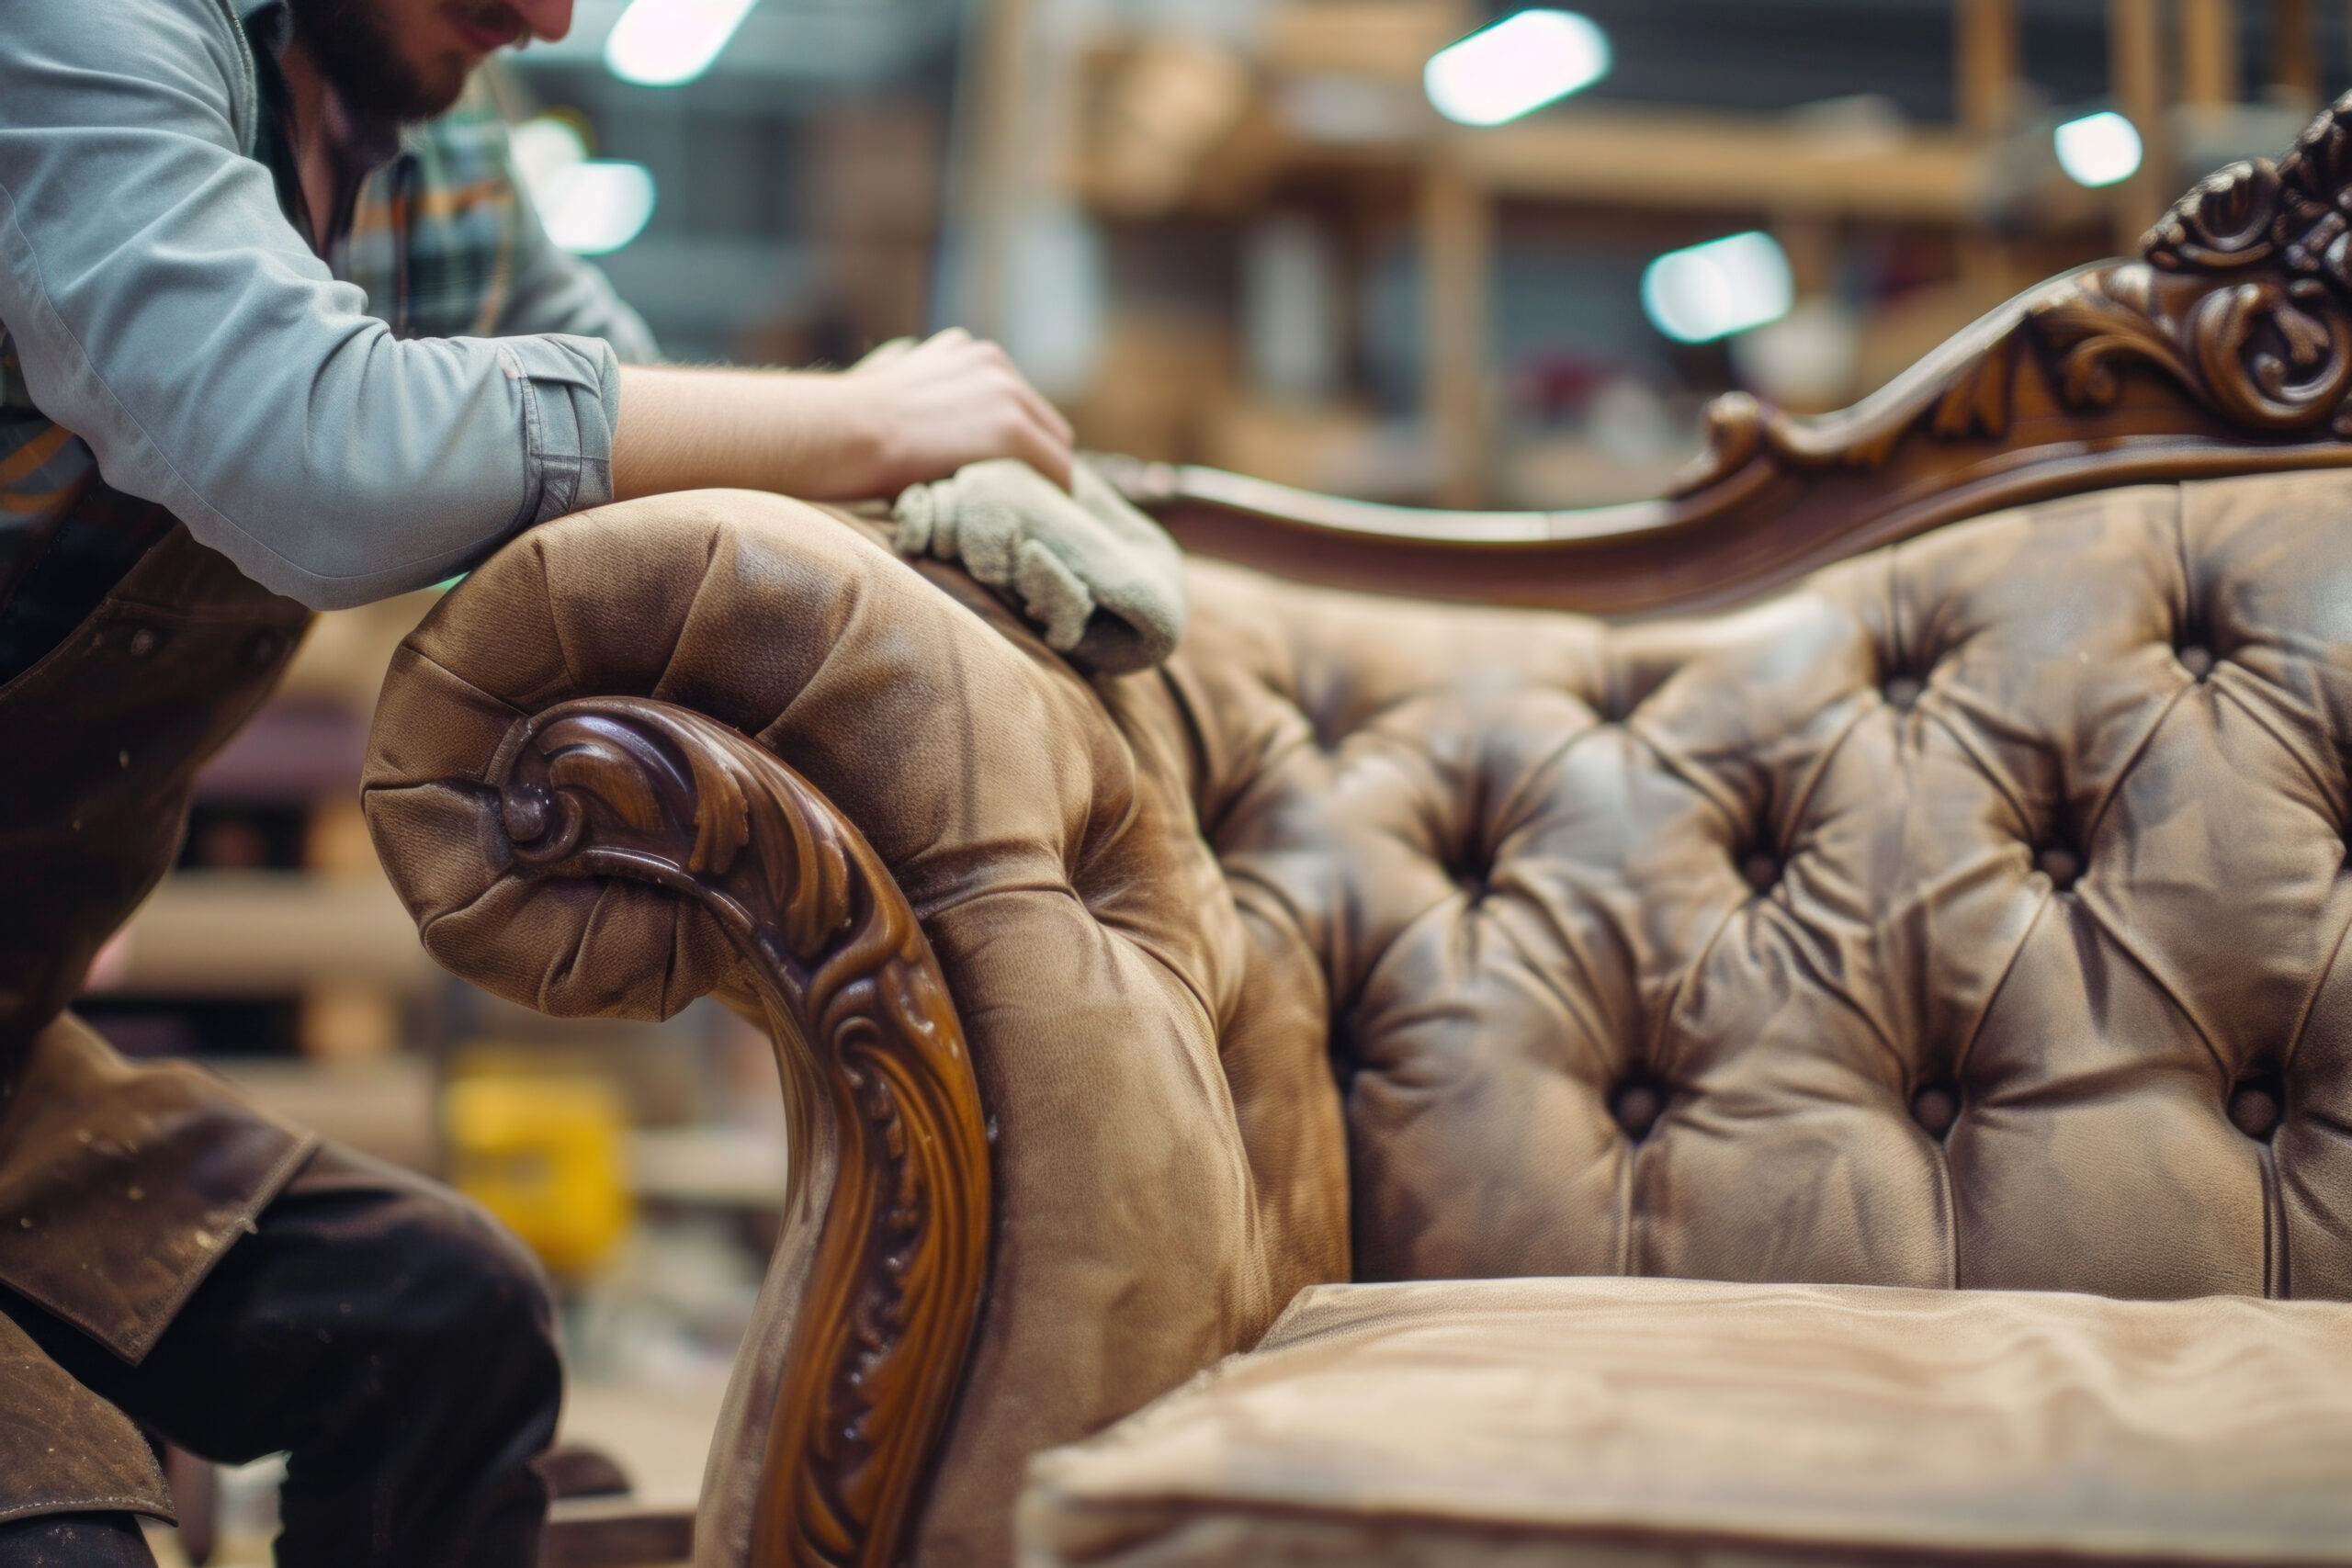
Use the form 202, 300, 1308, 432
481, 699, 989, 1568
406, 92, 2352, 1568
1112, 91, 2352, 619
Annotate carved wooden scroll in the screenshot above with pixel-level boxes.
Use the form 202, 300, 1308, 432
485, 698, 990, 1568
1113, 90, 2352, 618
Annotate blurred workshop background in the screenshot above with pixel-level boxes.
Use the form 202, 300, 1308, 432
94, 0, 2350, 1560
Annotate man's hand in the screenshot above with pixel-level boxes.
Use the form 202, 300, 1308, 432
843, 330, 1076, 492
610, 330, 1075, 505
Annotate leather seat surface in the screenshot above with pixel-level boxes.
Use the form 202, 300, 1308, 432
1020, 1276, 2352, 1568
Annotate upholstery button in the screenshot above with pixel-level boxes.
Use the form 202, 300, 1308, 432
2037, 845, 2082, 890
1740, 852, 1780, 894
2229, 1075, 2283, 1141
126, 626, 157, 658
1610, 1078, 1667, 1141
2178, 645, 2215, 681
1911, 1083, 1960, 1138
1883, 675, 1924, 711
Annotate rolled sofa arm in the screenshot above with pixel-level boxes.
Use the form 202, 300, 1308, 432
361, 490, 1327, 1568
362, 496, 989, 1568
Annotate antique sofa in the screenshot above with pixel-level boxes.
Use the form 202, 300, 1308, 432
364, 101, 2352, 1568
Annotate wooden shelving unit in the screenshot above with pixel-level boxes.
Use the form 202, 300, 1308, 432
1002, 0, 2329, 510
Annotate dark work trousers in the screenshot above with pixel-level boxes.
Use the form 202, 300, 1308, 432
0, 1144, 561, 1568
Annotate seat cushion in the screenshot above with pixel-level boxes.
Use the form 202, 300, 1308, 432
1020, 1277, 2352, 1567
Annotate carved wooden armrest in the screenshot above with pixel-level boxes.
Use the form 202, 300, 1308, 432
491, 698, 989, 1568
374, 684, 989, 1568
1108, 91, 2352, 618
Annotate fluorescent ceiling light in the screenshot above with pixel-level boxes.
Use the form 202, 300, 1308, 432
509, 117, 588, 193
510, 115, 655, 255
539, 161, 659, 254
1642, 231, 1794, 344
2053, 110, 2143, 187
604, 0, 761, 86
1425, 9, 1611, 128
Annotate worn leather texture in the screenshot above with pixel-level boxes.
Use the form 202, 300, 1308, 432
1020, 1276, 2352, 1567
1171, 470, 2352, 1299
0, 1015, 316, 1362
361, 491, 1350, 1568
365, 468, 2352, 1564
0, 1308, 171, 1528
0, 516, 319, 1526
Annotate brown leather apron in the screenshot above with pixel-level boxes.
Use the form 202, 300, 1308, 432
0, 488, 320, 1524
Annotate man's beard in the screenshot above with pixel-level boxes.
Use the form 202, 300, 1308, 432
287, 0, 476, 123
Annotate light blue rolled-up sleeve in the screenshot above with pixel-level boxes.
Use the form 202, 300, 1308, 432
0, 0, 621, 609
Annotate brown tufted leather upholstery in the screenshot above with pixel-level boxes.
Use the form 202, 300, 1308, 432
365, 468, 2352, 1566
1179, 468, 2352, 1301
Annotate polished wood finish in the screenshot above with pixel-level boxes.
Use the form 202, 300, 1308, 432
1114, 92, 2352, 620
484, 699, 992, 1568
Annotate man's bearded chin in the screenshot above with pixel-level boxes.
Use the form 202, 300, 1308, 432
288, 0, 481, 123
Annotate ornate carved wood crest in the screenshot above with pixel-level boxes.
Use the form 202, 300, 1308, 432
1118, 91, 2352, 617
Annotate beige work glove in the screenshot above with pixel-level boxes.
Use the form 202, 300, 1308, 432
892, 457, 1187, 675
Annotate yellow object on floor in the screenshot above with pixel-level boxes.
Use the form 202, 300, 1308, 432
445, 1074, 632, 1274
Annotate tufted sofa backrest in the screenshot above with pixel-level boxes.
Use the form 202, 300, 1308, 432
1173, 469, 2352, 1301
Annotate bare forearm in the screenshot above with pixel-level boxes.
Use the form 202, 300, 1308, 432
610, 365, 886, 502
610, 333, 1076, 506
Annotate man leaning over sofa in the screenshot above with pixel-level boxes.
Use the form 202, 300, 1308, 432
0, 0, 1082, 1562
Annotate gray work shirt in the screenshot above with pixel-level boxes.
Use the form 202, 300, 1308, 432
0, 0, 656, 609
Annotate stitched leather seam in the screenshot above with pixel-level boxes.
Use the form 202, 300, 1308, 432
1490, 706, 1610, 839
1620, 718, 1744, 828
2170, 479, 2196, 643
534, 533, 585, 697
1153, 660, 1219, 829
2277, 874, 2352, 1079
1944, 878, 2048, 1089
649, 517, 734, 712
1922, 701, 2033, 842
2262, 1136, 2286, 1299
1650, 894, 1745, 1078
112, 1129, 322, 1364
1105, 914, 1223, 1043
1345, 885, 1489, 1033
2074, 681, 2190, 856
2074, 490, 2198, 851
0, 1498, 174, 1526
2212, 668, 2340, 816
1759, 897, 1908, 1086
397, 645, 535, 724
2072, 882, 2231, 1081
1773, 692, 1874, 856
1932, 1110, 1960, 1290
1882, 545, 1911, 678
1478, 894, 1621, 1089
